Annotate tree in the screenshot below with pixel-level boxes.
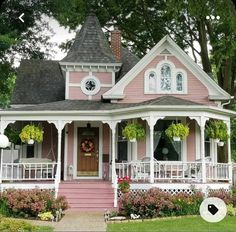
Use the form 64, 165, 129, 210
0, 0, 53, 108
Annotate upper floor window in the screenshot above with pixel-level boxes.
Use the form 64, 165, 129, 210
176, 73, 183, 92
144, 60, 187, 94
148, 71, 157, 92
160, 65, 171, 91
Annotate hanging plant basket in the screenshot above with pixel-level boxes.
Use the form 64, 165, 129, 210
165, 123, 189, 141
27, 139, 35, 145
19, 124, 44, 144
173, 136, 181, 141
122, 122, 145, 142
130, 138, 137, 143
206, 120, 229, 142
218, 141, 224, 147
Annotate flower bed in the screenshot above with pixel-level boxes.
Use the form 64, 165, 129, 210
119, 188, 236, 219
119, 188, 204, 218
0, 189, 68, 221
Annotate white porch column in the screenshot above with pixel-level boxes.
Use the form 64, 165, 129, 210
102, 120, 120, 184
200, 116, 207, 183
0, 119, 15, 184
48, 120, 72, 184
225, 120, 232, 183
142, 116, 164, 183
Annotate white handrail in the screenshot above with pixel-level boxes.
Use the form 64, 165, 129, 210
1, 162, 57, 181
115, 161, 231, 182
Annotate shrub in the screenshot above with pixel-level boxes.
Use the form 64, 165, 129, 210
208, 190, 235, 205
0, 189, 69, 218
38, 212, 54, 221
118, 176, 131, 193
227, 204, 236, 216
119, 188, 204, 218
0, 215, 36, 232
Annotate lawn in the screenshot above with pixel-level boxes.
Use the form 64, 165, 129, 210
107, 216, 236, 232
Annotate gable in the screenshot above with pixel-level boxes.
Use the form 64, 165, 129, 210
103, 35, 231, 103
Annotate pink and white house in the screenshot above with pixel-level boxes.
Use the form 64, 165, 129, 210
0, 13, 235, 211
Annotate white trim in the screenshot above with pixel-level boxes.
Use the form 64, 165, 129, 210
195, 121, 201, 160
73, 121, 103, 179
64, 124, 68, 180
103, 35, 231, 100
65, 71, 69, 99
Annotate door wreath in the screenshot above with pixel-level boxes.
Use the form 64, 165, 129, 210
80, 139, 95, 153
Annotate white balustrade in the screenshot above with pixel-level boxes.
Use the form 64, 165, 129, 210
1, 162, 57, 181
115, 161, 231, 183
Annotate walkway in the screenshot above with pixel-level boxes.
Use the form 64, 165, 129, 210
31, 211, 106, 232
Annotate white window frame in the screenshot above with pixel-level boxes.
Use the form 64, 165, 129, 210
81, 75, 101, 96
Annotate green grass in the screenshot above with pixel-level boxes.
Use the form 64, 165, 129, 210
107, 216, 236, 232
35, 226, 54, 232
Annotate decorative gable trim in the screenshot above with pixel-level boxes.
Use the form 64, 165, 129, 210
103, 35, 231, 101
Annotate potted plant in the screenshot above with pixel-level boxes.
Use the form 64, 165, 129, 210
19, 124, 44, 144
206, 120, 229, 145
118, 176, 131, 193
165, 123, 189, 141
122, 122, 145, 142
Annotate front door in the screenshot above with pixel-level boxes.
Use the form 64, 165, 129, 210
77, 127, 99, 177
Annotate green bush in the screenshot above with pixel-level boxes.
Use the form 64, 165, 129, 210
0, 215, 36, 232
0, 189, 68, 218
227, 204, 236, 216
119, 188, 204, 218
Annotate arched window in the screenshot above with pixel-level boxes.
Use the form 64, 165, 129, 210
148, 71, 157, 92
160, 64, 171, 91
176, 73, 183, 92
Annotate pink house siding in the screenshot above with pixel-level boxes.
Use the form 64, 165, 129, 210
137, 119, 146, 160
120, 55, 214, 105
95, 72, 113, 85
69, 86, 110, 100
67, 122, 74, 166
69, 72, 89, 83
42, 122, 57, 160
103, 124, 110, 155
187, 118, 196, 161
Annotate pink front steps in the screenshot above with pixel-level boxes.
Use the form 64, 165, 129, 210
58, 181, 115, 212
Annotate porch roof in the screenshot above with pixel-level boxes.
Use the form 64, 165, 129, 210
6, 96, 202, 111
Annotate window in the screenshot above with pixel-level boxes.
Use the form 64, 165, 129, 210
117, 122, 128, 162
81, 76, 101, 95
160, 65, 171, 91
176, 73, 183, 92
144, 61, 187, 94
148, 71, 157, 92
26, 145, 34, 158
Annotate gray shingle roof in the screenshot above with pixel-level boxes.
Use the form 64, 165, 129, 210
7, 96, 202, 111
61, 13, 119, 64
116, 47, 140, 82
11, 60, 65, 104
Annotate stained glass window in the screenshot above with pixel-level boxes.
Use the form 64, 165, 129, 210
176, 73, 183, 91
160, 65, 171, 91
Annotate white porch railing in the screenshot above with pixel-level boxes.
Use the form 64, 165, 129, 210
1, 162, 57, 181
115, 161, 231, 182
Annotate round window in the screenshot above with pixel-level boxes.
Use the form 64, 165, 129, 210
81, 76, 100, 95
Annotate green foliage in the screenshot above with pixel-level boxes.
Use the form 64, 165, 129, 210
205, 120, 229, 141
165, 123, 189, 140
0, 215, 36, 232
38, 212, 54, 221
122, 123, 145, 141
19, 125, 44, 143
4, 126, 21, 145
227, 204, 236, 216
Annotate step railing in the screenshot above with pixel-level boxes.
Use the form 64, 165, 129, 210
1, 162, 57, 181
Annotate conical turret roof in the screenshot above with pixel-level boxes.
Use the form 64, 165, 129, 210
62, 12, 120, 64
